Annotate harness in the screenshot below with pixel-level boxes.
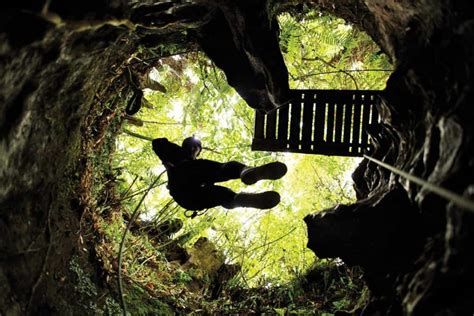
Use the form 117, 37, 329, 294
184, 209, 210, 219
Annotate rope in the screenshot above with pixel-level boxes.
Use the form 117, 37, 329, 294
118, 172, 165, 316
122, 129, 154, 141
363, 155, 474, 213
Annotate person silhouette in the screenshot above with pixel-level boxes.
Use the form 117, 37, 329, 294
152, 137, 287, 210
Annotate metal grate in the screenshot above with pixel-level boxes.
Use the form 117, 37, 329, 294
252, 89, 381, 157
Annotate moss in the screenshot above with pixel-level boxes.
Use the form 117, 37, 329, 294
104, 296, 122, 316
173, 270, 193, 284
69, 255, 98, 297
124, 284, 174, 316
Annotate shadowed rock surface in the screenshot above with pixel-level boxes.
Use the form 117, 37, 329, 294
194, 0, 291, 112
305, 1, 474, 314
1, 0, 473, 315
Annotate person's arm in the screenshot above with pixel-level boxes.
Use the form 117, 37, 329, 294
151, 138, 187, 168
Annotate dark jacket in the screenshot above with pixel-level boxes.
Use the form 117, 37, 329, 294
152, 138, 192, 170
152, 138, 201, 194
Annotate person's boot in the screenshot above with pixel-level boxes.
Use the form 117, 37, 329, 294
240, 162, 287, 185
231, 191, 280, 209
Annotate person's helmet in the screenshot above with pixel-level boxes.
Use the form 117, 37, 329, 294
182, 136, 202, 158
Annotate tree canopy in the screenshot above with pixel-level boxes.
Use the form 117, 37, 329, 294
113, 10, 390, 286
85, 9, 392, 314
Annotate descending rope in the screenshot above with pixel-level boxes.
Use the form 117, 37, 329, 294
118, 172, 165, 316
123, 128, 154, 141
363, 155, 474, 213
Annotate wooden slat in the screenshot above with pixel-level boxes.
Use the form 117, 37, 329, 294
334, 102, 344, 144
360, 102, 371, 149
277, 105, 289, 148
370, 102, 379, 124
289, 101, 301, 149
364, 101, 377, 154
301, 100, 314, 151
343, 103, 353, 145
351, 103, 362, 153
252, 89, 382, 157
266, 110, 277, 140
326, 101, 335, 143
252, 140, 363, 157
314, 98, 325, 143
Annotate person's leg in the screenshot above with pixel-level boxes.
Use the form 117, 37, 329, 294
240, 161, 288, 185
173, 159, 288, 187
171, 185, 236, 210
171, 185, 280, 210
177, 159, 247, 184
230, 191, 281, 209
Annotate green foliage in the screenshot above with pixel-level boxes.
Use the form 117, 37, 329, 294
173, 270, 193, 284
279, 10, 391, 90
113, 8, 391, 288
104, 296, 122, 316
197, 259, 366, 314
87, 7, 392, 314
69, 255, 98, 298
123, 283, 174, 316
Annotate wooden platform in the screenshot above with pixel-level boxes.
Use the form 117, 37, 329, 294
252, 89, 381, 157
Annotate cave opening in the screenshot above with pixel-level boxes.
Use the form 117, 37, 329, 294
97, 8, 392, 313
7, 0, 473, 315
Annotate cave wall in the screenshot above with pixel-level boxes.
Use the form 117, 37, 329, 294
1, 0, 473, 315
0, 8, 136, 316
0, 2, 196, 314
305, 0, 474, 315
1, 1, 283, 313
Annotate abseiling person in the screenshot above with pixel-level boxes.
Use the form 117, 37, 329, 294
152, 137, 287, 210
